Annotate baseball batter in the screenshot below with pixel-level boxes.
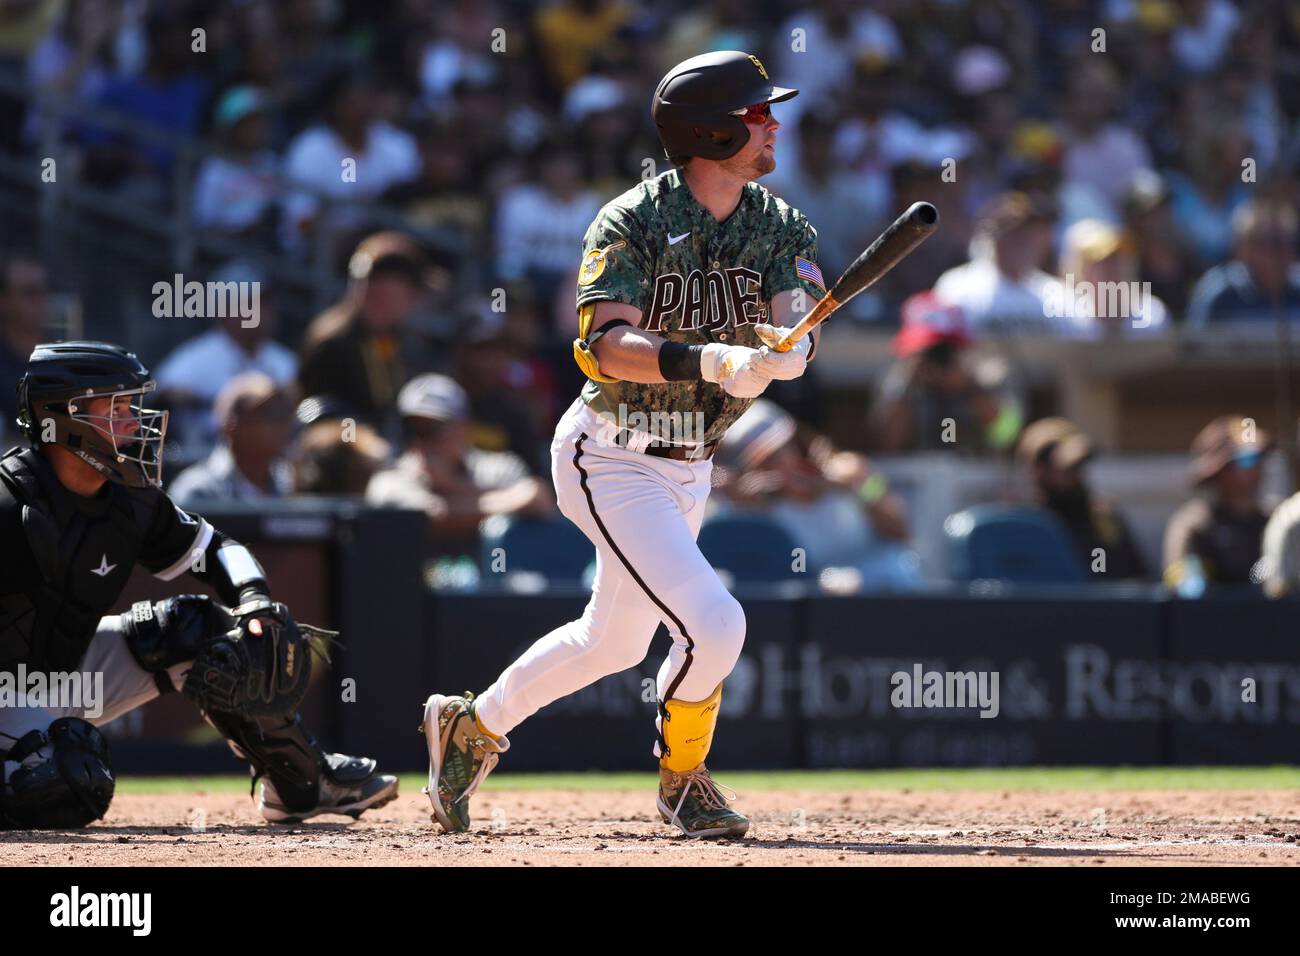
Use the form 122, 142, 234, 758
422, 51, 825, 838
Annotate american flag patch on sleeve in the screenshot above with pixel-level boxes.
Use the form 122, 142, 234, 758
795, 256, 825, 290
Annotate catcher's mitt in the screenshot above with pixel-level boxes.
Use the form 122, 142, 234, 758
182, 600, 334, 717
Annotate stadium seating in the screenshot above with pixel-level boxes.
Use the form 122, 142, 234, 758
480, 514, 595, 586
697, 513, 802, 584
944, 504, 1085, 584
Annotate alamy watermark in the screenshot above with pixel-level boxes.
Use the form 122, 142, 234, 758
593, 403, 708, 450
890, 664, 1000, 718
1043, 275, 1153, 327
152, 273, 260, 328
0, 665, 104, 719
50, 886, 151, 936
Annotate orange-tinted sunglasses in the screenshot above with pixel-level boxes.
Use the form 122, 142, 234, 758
728, 101, 772, 124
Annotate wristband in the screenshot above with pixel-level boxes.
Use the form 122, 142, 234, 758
658, 341, 705, 381
857, 473, 888, 505
985, 403, 1024, 450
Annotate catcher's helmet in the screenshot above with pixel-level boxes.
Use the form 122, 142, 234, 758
16, 341, 169, 488
652, 50, 798, 162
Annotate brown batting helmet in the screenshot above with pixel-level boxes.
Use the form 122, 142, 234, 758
652, 51, 797, 162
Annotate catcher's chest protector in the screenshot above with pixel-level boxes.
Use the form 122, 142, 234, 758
0, 448, 147, 673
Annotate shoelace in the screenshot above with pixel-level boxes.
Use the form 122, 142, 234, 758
669, 766, 738, 818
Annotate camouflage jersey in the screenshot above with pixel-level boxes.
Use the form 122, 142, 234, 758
574, 166, 824, 444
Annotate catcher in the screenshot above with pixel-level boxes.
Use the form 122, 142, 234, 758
0, 341, 398, 828
422, 51, 823, 838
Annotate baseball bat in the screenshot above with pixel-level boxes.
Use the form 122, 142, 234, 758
756, 201, 940, 352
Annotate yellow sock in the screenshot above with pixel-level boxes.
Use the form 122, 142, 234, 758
659, 683, 722, 773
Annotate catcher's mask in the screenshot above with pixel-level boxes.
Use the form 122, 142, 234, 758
16, 341, 169, 488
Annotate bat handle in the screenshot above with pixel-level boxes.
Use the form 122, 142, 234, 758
755, 323, 794, 352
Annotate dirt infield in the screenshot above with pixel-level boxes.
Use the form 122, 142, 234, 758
3, 786, 1298, 866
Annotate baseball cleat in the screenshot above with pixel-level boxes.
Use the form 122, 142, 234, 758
419, 693, 509, 833
259, 754, 399, 824
657, 764, 750, 839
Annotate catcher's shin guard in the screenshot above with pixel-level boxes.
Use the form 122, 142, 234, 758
0, 718, 115, 829
204, 709, 394, 820
656, 682, 722, 773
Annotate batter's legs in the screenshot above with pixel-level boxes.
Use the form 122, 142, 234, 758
422, 405, 749, 836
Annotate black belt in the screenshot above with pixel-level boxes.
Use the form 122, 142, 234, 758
612, 430, 719, 461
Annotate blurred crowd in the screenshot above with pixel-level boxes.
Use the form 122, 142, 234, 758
0, 0, 1297, 322
2, 0, 1300, 595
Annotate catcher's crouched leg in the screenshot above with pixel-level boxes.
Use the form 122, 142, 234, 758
0, 718, 115, 829
121, 595, 398, 823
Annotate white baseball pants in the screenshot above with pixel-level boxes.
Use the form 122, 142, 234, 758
474, 399, 745, 741
0, 619, 189, 782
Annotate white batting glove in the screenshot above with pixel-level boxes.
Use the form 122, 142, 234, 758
700, 343, 771, 399
751, 324, 811, 380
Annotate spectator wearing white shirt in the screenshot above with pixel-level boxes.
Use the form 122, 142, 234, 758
154, 261, 297, 462
494, 143, 600, 311
1053, 219, 1168, 338
417, 2, 505, 111
1057, 61, 1153, 221
934, 192, 1067, 334
280, 72, 419, 251
192, 86, 279, 244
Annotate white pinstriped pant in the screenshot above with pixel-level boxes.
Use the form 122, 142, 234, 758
474, 399, 745, 742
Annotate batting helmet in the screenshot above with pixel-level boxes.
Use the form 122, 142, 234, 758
652, 51, 797, 162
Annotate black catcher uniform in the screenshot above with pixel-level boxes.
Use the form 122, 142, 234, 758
0, 341, 397, 828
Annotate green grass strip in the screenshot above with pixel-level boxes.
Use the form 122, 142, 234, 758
116, 765, 1300, 796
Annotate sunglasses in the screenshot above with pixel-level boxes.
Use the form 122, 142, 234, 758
728, 101, 772, 124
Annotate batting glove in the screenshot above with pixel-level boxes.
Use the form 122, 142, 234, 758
751, 324, 811, 380
700, 343, 771, 399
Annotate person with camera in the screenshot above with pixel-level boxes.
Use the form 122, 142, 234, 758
872, 291, 1024, 453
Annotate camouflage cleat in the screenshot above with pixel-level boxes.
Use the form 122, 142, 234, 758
656, 764, 750, 839
419, 693, 508, 833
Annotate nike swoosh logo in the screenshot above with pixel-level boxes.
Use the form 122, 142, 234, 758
91, 554, 116, 577
668, 231, 691, 245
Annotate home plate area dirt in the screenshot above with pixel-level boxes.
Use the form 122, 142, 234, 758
3, 788, 1299, 866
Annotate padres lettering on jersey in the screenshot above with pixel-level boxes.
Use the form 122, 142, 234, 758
575, 167, 823, 443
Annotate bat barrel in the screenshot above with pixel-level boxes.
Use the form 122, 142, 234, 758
910, 202, 939, 227
773, 200, 941, 351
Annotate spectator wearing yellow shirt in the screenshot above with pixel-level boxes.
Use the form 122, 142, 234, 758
533, 0, 632, 93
